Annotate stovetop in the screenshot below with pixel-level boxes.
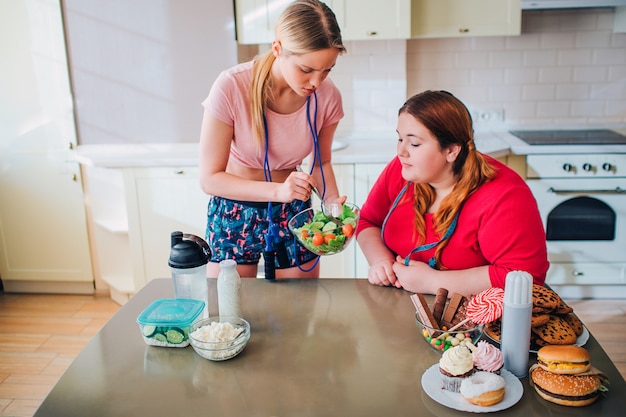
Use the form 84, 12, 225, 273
509, 129, 626, 145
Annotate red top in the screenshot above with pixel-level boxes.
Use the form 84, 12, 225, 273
356, 156, 549, 288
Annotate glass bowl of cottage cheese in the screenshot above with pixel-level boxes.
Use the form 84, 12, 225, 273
189, 317, 250, 361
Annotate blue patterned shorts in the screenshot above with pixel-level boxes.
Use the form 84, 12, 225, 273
206, 197, 317, 268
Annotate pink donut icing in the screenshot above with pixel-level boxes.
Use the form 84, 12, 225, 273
472, 341, 504, 373
466, 287, 504, 324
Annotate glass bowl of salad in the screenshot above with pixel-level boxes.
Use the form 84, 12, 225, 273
288, 203, 359, 256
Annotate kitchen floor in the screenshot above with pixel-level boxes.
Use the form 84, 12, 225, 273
0, 292, 624, 417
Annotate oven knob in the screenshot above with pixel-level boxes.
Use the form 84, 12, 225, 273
562, 163, 573, 172
582, 163, 593, 172
602, 163, 613, 172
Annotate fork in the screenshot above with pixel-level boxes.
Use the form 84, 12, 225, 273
296, 165, 342, 226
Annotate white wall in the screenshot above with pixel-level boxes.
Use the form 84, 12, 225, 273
64, 0, 238, 145
407, 8, 626, 127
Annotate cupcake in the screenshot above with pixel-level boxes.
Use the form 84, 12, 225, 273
439, 345, 474, 392
471, 341, 504, 374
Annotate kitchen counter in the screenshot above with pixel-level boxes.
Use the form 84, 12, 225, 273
496, 128, 626, 155
75, 126, 626, 169
33, 278, 626, 417
74, 130, 511, 168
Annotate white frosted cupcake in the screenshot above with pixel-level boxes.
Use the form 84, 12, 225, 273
438, 345, 474, 392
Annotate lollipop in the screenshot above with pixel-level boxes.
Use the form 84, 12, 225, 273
466, 287, 505, 324
439, 287, 504, 336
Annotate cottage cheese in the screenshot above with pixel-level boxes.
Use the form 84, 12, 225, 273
190, 321, 246, 360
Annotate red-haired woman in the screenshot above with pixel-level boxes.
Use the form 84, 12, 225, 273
356, 90, 549, 296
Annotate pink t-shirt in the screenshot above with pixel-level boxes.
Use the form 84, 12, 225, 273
202, 61, 344, 170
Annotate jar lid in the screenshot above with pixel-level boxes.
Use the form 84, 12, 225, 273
137, 298, 205, 328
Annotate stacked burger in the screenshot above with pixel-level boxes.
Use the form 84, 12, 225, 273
530, 345, 608, 407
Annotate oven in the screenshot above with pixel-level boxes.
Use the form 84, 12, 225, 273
510, 130, 626, 298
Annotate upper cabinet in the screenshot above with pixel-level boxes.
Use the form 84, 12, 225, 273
330, 0, 410, 41
235, 0, 410, 44
411, 0, 521, 38
235, 0, 521, 44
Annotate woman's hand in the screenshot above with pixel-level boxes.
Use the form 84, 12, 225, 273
368, 259, 400, 288
392, 256, 434, 293
276, 171, 315, 202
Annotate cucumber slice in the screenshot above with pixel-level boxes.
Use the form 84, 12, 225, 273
142, 325, 157, 337
154, 333, 167, 343
309, 221, 325, 231
322, 221, 337, 232
165, 328, 185, 344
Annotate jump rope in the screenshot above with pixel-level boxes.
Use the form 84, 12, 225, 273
380, 183, 461, 269
262, 92, 325, 279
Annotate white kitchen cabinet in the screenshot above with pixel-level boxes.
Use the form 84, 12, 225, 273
354, 163, 386, 278
330, 0, 410, 41
127, 167, 209, 288
411, 0, 521, 39
83, 165, 209, 303
0, 0, 94, 294
234, 0, 410, 44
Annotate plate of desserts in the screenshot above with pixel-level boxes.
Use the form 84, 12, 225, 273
421, 364, 523, 413
483, 284, 589, 352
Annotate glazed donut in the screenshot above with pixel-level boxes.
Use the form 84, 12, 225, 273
460, 371, 506, 406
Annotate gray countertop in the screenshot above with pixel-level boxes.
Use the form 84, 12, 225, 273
74, 127, 626, 169
33, 278, 626, 417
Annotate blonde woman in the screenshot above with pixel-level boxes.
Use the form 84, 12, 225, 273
199, 0, 346, 279
356, 90, 549, 295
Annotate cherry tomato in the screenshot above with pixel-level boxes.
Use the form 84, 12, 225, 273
300, 230, 309, 239
341, 223, 354, 237
323, 233, 336, 244
312, 232, 324, 246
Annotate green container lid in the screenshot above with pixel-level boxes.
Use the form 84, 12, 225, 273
137, 298, 205, 328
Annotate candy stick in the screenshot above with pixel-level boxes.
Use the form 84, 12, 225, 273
410, 294, 440, 337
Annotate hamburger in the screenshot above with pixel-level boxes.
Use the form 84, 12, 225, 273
537, 345, 591, 374
530, 367, 603, 407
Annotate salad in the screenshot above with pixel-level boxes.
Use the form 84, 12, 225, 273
292, 204, 359, 255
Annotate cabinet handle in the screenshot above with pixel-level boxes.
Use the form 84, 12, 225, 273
547, 186, 625, 195
459, 28, 470, 33
174, 169, 185, 175
366, 31, 378, 36
69, 142, 74, 150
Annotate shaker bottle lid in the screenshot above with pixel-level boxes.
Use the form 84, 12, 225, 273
168, 231, 210, 268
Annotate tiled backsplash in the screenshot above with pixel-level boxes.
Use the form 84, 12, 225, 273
332, 40, 407, 133
333, 8, 626, 133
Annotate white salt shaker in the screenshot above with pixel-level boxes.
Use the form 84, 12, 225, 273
501, 270, 533, 378
217, 259, 242, 318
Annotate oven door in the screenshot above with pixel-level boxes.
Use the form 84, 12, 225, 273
527, 178, 626, 286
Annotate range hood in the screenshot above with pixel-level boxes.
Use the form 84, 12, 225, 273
522, 0, 626, 9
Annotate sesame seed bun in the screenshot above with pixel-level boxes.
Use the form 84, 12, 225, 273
536, 345, 591, 374
531, 367, 601, 407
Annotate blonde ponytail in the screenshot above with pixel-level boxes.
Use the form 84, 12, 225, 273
249, 50, 275, 148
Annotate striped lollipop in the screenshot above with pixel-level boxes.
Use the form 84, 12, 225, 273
439, 287, 504, 336
466, 287, 505, 324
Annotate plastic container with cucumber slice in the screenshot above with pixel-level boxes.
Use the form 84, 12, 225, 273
137, 298, 205, 347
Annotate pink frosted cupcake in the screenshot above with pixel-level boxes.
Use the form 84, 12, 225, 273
471, 341, 504, 374
439, 345, 474, 392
